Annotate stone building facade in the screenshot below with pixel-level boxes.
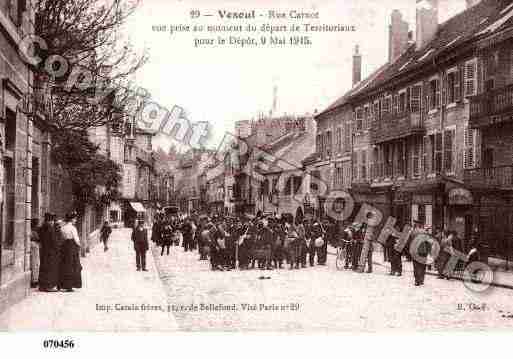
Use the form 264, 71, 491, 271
315, 0, 513, 259
0, 0, 52, 313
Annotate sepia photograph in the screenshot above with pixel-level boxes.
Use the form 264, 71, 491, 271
1, 0, 513, 345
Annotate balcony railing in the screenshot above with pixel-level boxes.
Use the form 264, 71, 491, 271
470, 84, 513, 128
371, 112, 424, 144
464, 165, 513, 189
369, 163, 406, 183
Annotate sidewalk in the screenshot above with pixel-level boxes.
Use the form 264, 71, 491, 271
328, 245, 513, 290
0, 228, 178, 331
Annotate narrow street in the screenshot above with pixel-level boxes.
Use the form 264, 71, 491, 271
3, 228, 513, 332
154, 242, 513, 331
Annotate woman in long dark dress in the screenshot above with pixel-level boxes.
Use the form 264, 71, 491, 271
38, 213, 60, 292
59, 212, 82, 292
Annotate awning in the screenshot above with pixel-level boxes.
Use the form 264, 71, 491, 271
130, 202, 146, 212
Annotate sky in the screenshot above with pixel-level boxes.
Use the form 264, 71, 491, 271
125, 0, 467, 151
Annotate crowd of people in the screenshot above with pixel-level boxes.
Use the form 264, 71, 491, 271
148, 211, 485, 287
150, 212, 334, 272
30, 212, 84, 292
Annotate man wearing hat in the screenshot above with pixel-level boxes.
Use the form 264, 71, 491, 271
132, 220, 149, 271
411, 220, 429, 286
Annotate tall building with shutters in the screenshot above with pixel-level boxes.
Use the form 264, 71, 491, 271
315, 0, 513, 259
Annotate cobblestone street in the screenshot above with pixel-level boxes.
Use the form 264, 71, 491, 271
154, 243, 513, 332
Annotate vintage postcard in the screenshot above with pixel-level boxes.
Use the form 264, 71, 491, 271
1, 0, 513, 336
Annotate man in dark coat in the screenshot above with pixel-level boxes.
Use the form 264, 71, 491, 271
182, 218, 194, 252
100, 221, 112, 252
160, 220, 174, 256
151, 215, 162, 245
132, 221, 149, 271
38, 213, 60, 292
387, 233, 402, 276
411, 221, 429, 286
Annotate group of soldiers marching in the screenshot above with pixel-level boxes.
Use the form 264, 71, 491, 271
151, 212, 334, 272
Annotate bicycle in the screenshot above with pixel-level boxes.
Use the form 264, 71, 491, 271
335, 239, 352, 270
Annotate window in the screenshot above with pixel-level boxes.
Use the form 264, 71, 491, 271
398, 141, 406, 176
412, 138, 421, 178
434, 133, 443, 173
326, 131, 332, 157
382, 97, 391, 116
429, 78, 440, 109
464, 127, 479, 169
444, 129, 455, 173
344, 122, 351, 152
422, 136, 429, 174
373, 101, 380, 122
446, 71, 458, 104
398, 92, 406, 113
4, 158, 15, 249
336, 127, 342, 153
355, 108, 363, 131
364, 106, 370, 129
361, 151, 367, 180
464, 60, 477, 97
5, 108, 16, 151
385, 145, 393, 178
410, 85, 422, 113
353, 151, 359, 181
393, 94, 399, 114
316, 134, 322, 154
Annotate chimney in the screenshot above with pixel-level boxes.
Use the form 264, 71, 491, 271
416, 0, 439, 51
466, 0, 481, 8
389, 10, 409, 62
352, 45, 362, 86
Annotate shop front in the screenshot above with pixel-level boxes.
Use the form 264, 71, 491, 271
445, 187, 474, 251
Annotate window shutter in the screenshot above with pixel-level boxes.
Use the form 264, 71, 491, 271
455, 67, 462, 101
474, 129, 481, 168
465, 61, 477, 97
464, 127, 475, 169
